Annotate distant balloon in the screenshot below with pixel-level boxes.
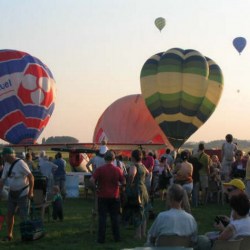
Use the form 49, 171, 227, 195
154, 17, 166, 32
93, 94, 171, 147
233, 37, 247, 54
140, 48, 224, 149
0, 49, 56, 144
237, 89, 240, 93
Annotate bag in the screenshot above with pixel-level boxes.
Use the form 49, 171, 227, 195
20, 201, 45, 241
20, 219, 45, 241
9, 185, 29, 200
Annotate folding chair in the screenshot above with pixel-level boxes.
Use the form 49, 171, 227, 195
212, 239, 242, 250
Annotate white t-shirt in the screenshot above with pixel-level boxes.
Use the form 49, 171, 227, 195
147, 208, 198, 244
1, 159, 31, 195
230, 216, 250, 239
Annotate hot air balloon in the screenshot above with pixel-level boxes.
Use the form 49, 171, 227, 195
154, 17, 166, 32
93, 94, 171, 147
140, 48, 224, 149
233, 37, 247, 54
0, 49, 56, 144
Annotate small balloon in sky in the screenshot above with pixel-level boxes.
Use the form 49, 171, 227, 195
233, 37, 247, 54
237, 89, 240, 93
154, 17, 166, 32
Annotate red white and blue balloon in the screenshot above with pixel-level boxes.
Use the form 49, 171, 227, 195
0, 50, 56, 144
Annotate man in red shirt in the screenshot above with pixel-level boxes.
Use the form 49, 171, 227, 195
90, 150, 126, 244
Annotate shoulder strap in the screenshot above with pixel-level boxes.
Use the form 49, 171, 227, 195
7, 159, 21, 177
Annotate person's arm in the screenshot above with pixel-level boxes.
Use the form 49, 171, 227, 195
86, 159, 93, 173
218, 224, 234, 240
27, 173, 34, 199
128, 165, 137, 185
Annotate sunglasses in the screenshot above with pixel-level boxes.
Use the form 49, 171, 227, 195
227, 187, 237, 193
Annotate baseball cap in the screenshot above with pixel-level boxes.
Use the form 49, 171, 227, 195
223, 179, 245, 191
2, 147, 15, 155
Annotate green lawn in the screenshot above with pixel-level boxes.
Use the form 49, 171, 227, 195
0, 194, 230, 250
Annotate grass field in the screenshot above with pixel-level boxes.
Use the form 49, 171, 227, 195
0, 192, 230, 250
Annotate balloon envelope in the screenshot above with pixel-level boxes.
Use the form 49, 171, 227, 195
233, 37, 247, 54
140, 48, 224, 148
0, 50, 56, 144
93, 94, 171, 147
154, 17, 166, 32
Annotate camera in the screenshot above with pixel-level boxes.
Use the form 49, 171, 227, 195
214, 216, 229, 227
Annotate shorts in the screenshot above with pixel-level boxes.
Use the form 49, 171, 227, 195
8, 195, 30, 220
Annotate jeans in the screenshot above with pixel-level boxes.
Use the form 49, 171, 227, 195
97, 197, 121, 243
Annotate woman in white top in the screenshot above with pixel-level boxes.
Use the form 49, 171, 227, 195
217, 193, 250, 240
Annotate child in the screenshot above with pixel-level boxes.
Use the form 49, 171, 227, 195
52, 185, 63, 221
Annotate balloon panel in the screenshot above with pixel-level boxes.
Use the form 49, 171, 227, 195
0, 50, 56, 144
93, 94, 171, 147
140, 48, 223, 148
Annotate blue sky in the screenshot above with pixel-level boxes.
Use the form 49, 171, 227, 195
1, 0, 250, 144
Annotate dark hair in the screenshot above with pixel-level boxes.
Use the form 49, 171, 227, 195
226, 134, 233, 143
198, 143, 205, 151
160, 156, 167, 163
180, 151, 189, 161
230, 193, 250, 216
166, 148, 171, 154
56, 152, 62, 159
104, 150, 115, 161
131, 149, 142, 162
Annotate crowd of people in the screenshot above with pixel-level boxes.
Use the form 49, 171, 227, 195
1, 133, 250, 248
85, 134, 250, 248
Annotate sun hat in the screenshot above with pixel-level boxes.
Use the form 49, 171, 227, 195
2, 147, 15, 155
223, 178, 245, 191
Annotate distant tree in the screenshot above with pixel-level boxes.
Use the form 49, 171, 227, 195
44, 136, 79, 144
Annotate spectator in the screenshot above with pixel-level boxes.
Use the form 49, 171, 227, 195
24, 152, 36, 171
0, 147, 34, 241
221, 134, 238, 181
142, 150, 154, 192
230, 150, 247, 179
205, 193, 250, 245
146, 184, 210, 250
173, 150, 193, 197
52, 185, 63, 221
126, 149, 149, 240
38, 152, 58, 194
90, 151, 125, 244
53, 152, 67, 199
195, 143, 210, 205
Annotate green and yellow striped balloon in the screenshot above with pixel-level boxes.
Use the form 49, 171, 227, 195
140, 48, 224, 149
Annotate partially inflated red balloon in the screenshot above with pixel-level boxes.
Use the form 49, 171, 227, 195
93, 94, 171, 148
